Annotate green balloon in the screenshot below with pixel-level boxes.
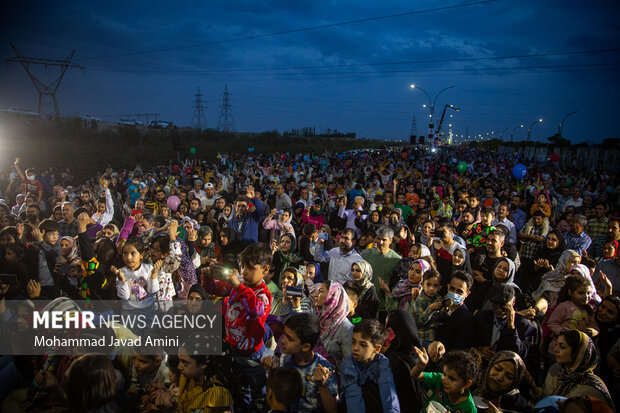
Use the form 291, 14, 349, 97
457, 161, 468, 173
566, 178, 573, 185
190, 147, 196, 154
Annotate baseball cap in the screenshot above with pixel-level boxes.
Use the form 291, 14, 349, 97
204, 182, 214, 189
487, 284, 515, 305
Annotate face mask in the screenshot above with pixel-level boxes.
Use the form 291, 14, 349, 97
27, 175, 35, 181
447, 291, 464, 306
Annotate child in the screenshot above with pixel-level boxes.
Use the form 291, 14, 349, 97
31, 219, 61, 296
266, 367, 303, 413
177, 334, 233, 413
343, 281, 362, 325
412, 270, 444, 347
149, 221, 182, 313
341, 319, 400, 412
261, 313, 338, 413
202, 242, 273, 411
128, 343, 170, 398
544, 275, 599, 355
112, 238, 159, 333
410, 348, 478, 413
56, 235, 81, 289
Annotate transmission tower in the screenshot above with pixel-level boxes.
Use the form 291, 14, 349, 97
5, 43, 84, 117
409, 115, 418, 139
217, 85, 235, 134
192, 87, 207, 130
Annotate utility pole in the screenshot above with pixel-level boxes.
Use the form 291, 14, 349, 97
192, 87, 207, 130
409, 115, 418, 144
217, 85, 235, 134
6, 43, 84, 117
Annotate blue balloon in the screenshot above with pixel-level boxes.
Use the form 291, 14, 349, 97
292, 164, 297, 170
512, 163, 527, 179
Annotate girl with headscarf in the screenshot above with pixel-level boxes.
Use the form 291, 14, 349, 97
312, 281, 353, 369
349, 260, 378, 319
518, 229, 566, 294
543, 329, 614, 409
599, 239, 618, 262
533, 249, 582, 314
192, 225, 216, 269
383, 309, 423, 413
448, 244, 472, 278
569, 264, 602, 305
473, 351, 536, 412
270, 267, 309, 323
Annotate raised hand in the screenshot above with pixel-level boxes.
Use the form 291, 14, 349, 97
26, 280, 41, 299
413, 346, 429, 367
313, 364, 331, 387
246, 185, 255, 199
111, 266, 125, 282
151, 260, 163, 279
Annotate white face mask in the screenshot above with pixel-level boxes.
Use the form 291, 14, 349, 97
27, 175, 35, 181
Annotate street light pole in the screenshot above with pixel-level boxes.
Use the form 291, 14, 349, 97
500, 128, 509, 140
511, 124, 523, 142
527, 119, 543, 142
410, 84, 455, 144
558, 111, 578, 137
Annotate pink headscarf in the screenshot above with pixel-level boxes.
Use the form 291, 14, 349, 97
318, 282, 350, 340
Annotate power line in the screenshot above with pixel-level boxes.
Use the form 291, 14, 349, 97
85, 47, 620, 75
74, 0, 497, 61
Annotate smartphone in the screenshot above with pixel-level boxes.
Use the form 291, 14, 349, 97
210, 264, 232, 281
298, 265, 306, 275
0, 274, 18, 285
275, 209, 283, 215
285, 286, 303, 298
318, 232, 328, 241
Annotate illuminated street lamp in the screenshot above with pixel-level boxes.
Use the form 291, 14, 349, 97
527, 119, 543, 141
410, 84, 455, 143
511, 124, 524, 142
558, 111, 578, 137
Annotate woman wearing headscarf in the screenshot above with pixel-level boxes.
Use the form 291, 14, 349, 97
448, 244, 472, 278
389, 259, 430, 312
480, 257, 522, 311
312, 281, 353, 369
271, 233, 303, 289
349, 260, 378, 319
270, 267, 310, 323
473, 351, 536, 412
383, 309, 423, 413
533, 249, 582, 314
518, 229, 566, 294
543, 329, 614, 409
594, 296, 620, 386
216, 227, 245, 269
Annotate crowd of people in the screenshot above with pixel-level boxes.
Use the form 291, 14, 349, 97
0, 145, 619, 412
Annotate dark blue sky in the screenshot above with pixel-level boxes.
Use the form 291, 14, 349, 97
1, 0, 619, 143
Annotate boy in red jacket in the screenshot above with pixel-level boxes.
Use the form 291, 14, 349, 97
203, 242, 273, 412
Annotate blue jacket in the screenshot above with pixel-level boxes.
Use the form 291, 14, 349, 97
341, 353, 400, 413
230, 197, 265, 244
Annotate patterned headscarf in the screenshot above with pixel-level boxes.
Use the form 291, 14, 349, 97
57, 236, 80, 265
474, 351, 527, 400
570, 264, 602, 304
533, 250, 581, 305
391, 259, 430, 307
317, 282, 350, 340
351, 260, 373, 298
556, 330, 613, 408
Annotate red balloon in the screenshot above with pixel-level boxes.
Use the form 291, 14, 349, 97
551, 153, 560, 162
